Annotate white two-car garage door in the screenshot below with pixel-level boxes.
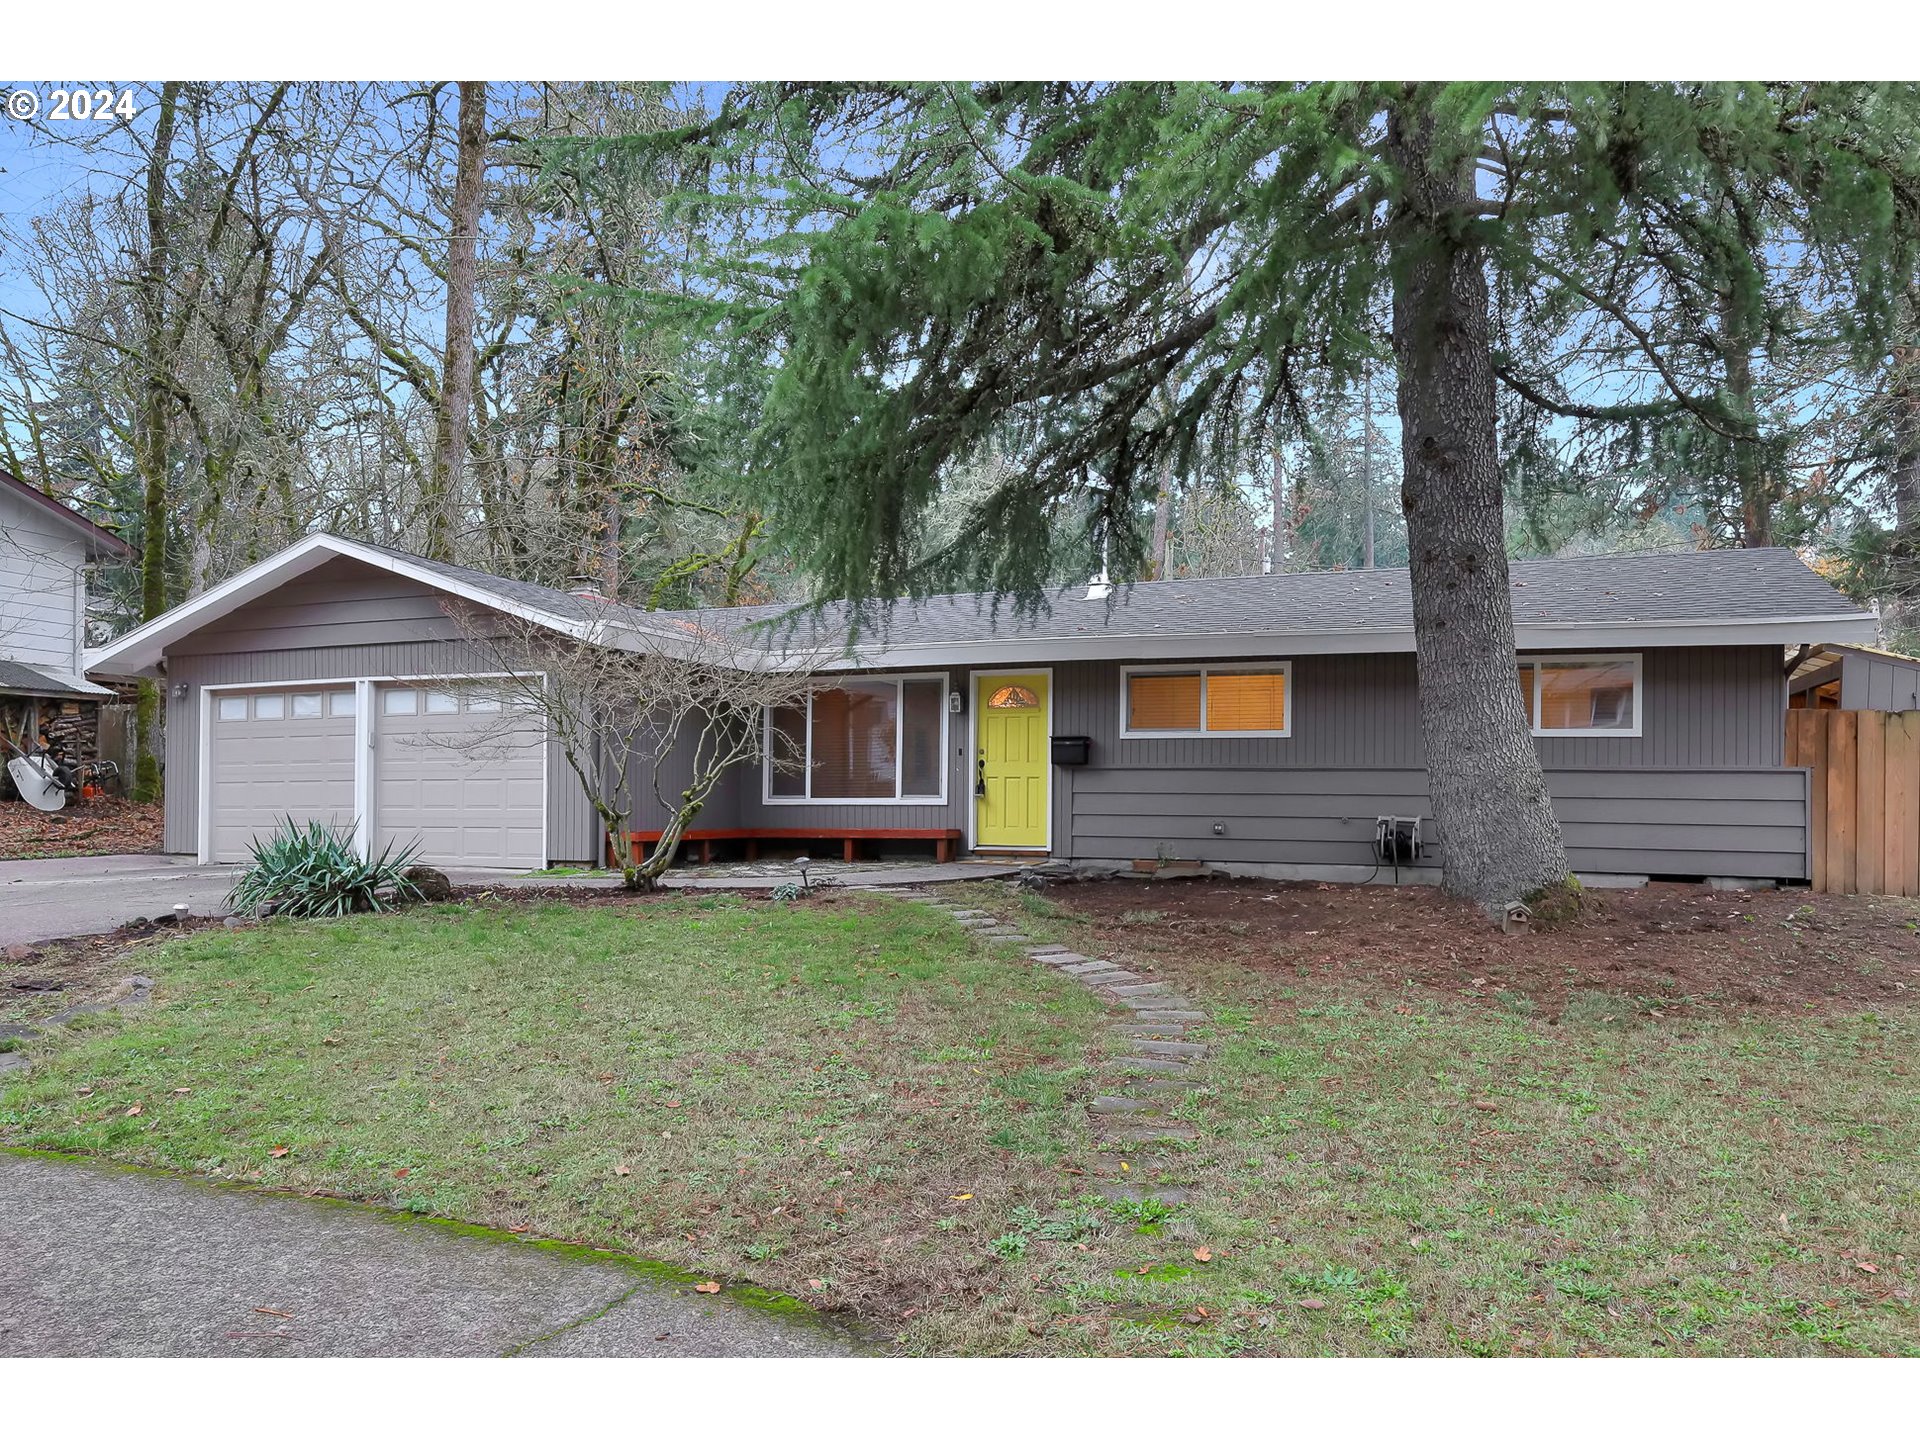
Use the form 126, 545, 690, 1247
205, 680, 546, 870
372, 684, 545, 869
207, 687, 357, 862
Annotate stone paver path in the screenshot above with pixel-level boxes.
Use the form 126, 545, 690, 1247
868, 886, 1212, 1209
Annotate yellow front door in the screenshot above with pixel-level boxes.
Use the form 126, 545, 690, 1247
975, 672, 1050, 849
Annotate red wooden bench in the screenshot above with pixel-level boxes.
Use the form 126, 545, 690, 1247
613, 826, 963, 867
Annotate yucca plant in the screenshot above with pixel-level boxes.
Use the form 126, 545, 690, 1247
226, 818, 426, 920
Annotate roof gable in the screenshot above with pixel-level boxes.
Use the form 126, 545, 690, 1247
0, 470, 135, 560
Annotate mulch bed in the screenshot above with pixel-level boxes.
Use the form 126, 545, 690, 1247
1049, 877, 1920, 1018
0, 797, 164, 861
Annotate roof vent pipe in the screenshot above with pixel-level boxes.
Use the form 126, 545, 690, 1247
566, 574, 603, 599
1084, 567, 1113, 602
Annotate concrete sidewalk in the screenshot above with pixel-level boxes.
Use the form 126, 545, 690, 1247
0, 1151, 858, 1357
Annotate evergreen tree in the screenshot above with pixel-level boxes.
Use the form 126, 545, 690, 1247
644, 82, 1920, 911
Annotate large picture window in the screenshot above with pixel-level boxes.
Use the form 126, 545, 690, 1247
1516, 653, 1641, 736
765, 675, 948, 803
1120, 663, 1291, 738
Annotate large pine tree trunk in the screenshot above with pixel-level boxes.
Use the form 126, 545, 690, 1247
1386, 97, 1569, 913
427, 81, 487, 563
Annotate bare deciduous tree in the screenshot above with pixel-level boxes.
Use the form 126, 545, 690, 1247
434, 600, 822, 889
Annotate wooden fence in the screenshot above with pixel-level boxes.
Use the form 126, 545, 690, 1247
1785, 709, 1920, 895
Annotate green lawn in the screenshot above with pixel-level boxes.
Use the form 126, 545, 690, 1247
0, 892, 1111, 1352
5, 886, 1917, 1355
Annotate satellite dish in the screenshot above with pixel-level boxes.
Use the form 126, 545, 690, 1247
7, 754, 66, 812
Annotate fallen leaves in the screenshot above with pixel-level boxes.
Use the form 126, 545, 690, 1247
614, 1164, 632, 1177
1299, 1296, 1328, 1310
949, 1193, 973, 1202
124, 1104, 142, 1117
1192, 1247, 1214, 1263
393, 1167, 410, 1179
694, 1281, 721, 1294
269, 1145, 290, 1158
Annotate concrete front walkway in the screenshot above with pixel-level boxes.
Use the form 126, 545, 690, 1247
0, 1152, 857, 1357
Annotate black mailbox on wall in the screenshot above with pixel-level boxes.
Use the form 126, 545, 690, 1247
1050, 735, 1092, 766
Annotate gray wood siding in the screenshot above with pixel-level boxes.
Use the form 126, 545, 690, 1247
162, 638, 597, 863
1067, 765, 1808, 879
1, 485, 87, 675
1840, 652, 1920, 711
1050, 647, 1800, 879
167, 556, 460, 655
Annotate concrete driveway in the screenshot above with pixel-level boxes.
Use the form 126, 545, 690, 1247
0, 1152, 857, 1357
0, 855, 240, 947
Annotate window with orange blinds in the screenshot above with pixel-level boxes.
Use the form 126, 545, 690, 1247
1122, 664, 1289, 736
1512, 660, 1635, 737
1516, 654, 1639, 735
1126, 671, 1202, 731
1204, 671, 1286, 732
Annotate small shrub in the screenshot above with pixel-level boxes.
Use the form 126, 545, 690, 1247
770, 881, 805, 903
225, 818, 424, 920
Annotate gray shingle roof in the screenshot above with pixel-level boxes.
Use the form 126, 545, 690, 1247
332, 538, 1874, 657
642, 546, 1869, 651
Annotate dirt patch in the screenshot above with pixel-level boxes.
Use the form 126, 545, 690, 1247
1047, 877, 1920, 1018
0, 797, 164, 861
1, 915, 222, 1028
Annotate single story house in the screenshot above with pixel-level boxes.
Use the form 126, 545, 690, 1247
1788, 642, 1920, 712
83, 533, 1879, 883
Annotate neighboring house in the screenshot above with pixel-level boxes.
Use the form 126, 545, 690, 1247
1788, 642, 1920, 712
0, 469, 135, 777
84, 533, 1879, 883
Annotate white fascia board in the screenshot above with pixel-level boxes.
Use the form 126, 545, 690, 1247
798, 612, 1882, 670
83, 534, 598, 679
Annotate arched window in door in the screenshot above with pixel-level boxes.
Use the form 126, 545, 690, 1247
986, 683, 1040, 709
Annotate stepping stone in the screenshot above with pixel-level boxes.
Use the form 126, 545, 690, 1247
1061, 960, 1118, 975
1094, 1183, 1195, 1204
1031, 951, 1091, 967
982, 932, 1031, 943
949, 910, 992, 919
1117, 993, 1191, 1011
1098, 1123, 1199, 1143
1026, 944, 1070, 955
1127, 1078, 1208, 1098
1088, 1094, 1165, 1115
1109, 982, 1170, 997
1109, 1021, 1189, 1036
1126, 1038, 1207, 1058
1084, 970, 1145, 987
0, 1052, 31, 1077
1104, 1056, 1196, 1076
1128, 1008, 1207, 1023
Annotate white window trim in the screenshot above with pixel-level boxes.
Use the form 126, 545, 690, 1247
1119, 661, 1293, 739
1521, 651, 1643, 738
761, 672, 950, 807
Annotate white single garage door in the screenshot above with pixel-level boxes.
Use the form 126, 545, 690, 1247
373, 683, 545, 869
207, 686, 358, 862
